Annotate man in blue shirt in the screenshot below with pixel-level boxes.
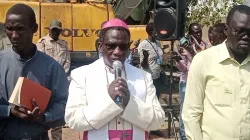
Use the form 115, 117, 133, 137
0, 3, 69, 140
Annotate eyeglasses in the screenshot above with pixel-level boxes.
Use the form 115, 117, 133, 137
103, 43, 130, 52
228, 25, 250, 39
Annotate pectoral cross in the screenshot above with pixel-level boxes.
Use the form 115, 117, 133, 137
119, 131, 130, 140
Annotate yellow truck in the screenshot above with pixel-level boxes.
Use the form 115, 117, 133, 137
0, 0, 153, 66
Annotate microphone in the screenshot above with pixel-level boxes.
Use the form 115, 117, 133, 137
112, 60, 123, 105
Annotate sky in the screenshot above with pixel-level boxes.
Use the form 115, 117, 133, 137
244, 0, 250, 6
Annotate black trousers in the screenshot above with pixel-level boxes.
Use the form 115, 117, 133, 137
3, 132, 49, 140
153, 77, 161, 98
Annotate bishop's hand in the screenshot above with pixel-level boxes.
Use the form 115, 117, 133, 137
108, 77, 130, 108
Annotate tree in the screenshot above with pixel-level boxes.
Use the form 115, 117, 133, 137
186, 0, 243, 29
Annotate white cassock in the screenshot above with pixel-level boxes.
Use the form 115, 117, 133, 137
65, 58, 165, 140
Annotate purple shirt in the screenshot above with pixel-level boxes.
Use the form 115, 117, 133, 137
176, 56, 190, 82
176, 40, 207, 82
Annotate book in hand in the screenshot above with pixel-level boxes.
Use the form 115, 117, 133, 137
8, 77, 51, 113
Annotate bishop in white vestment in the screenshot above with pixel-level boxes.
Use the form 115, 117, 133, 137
65, 19, 165, 140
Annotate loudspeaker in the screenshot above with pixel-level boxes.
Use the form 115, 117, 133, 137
153, 0, 187, 41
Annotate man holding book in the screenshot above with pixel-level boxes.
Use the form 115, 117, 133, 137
0, 4, 69, 140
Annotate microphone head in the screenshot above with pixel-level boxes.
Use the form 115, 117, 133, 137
112, 60, 123, 69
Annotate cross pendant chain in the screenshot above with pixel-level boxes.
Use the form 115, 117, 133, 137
120, 132, 130, 140
120, 120, 130, 140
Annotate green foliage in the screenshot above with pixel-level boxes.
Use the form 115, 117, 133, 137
185, 0, 244, 30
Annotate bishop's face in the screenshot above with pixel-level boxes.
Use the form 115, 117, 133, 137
100, 28, 130, 68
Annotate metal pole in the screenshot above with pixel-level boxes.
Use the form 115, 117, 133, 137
167, 40, 174, 138
105, 0, 110, 20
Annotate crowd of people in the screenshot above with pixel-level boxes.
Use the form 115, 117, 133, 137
0, 2, 250, 140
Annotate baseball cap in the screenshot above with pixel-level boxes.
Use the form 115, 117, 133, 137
102, 18, 129, 30
50, 19, 62, 30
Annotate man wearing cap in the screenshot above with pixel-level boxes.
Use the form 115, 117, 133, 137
36, 19, 71, 140
65, 18, 165, 140
95, 21, 107, 58
0, 22, 11, 51
0, 34, 11, 51
37, 19, 71, 75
